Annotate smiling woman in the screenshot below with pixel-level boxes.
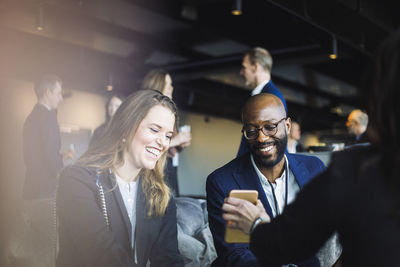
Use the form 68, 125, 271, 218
140, 69, 192, 196
56, 90, 184, 267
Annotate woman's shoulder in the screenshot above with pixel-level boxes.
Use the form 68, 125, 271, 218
59, 164, 99, 187
61, 164, 96, 177
328, 144, 379, 185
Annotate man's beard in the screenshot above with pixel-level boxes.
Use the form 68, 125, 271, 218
251, 134, 287, 168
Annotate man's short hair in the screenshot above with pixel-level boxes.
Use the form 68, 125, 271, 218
34, 74, 62, 98
357, 112, 368, 127
245, 47, 273, 73
351, 109, 369, 127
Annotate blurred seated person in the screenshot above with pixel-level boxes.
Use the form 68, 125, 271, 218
287, 121, 305, 153
141, 69, 191, 195
57, 90, 184, 267
89, 94, 124, 147
221, 29, 400, 267
346, 109, 368, 144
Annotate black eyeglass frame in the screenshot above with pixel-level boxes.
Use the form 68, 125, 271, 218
242, 117, 288, 140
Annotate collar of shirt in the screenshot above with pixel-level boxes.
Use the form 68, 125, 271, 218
39, 102, 51, 111
250, 154, 288, 187
250, 154, 300, 217
251, 78, 270, 96
115, 174, 139, 220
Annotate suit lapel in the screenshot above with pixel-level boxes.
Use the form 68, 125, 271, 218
232, 154, 274, 217
134, 178, 147, 265
287, 153, 310, 188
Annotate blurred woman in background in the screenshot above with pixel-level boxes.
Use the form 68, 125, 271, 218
89, 94, 124, 146
57, 90, 184, 267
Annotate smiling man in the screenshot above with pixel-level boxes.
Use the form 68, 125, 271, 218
206, 93, 325, 267
237, 47, 287, 158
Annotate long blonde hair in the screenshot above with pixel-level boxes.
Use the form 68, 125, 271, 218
79, 90, 177, 216
141, 69, 169, 94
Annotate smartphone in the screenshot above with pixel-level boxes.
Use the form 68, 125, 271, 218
224, 190, 258, 243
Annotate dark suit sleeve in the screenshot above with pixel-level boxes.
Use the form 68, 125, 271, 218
149, 197, 184, 267
250, 166, 335, 265
40, 111, 64, 178
206, 173, 262, 267
57, 166, 134, 267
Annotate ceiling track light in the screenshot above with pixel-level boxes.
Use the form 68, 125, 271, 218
329, 35, 338, 60
107, 72, 113, 91
231, 0, 242, 15
36, 4, 44, 31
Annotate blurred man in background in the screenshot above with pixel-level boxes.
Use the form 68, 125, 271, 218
346, 109, 368, 144
22, 74, 73, 266
287, 121, 304, 153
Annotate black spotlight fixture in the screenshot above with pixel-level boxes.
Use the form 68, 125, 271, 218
36, 3, 44, 31
231, 0, 242, 15
106, 72, 113, 91
329, 35, 338, 60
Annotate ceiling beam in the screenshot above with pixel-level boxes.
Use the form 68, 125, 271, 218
0, 26, 136, 94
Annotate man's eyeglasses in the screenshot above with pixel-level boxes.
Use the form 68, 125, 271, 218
242, 117, 287, 140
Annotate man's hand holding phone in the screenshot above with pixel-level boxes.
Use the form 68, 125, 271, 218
223, 190, 270, 243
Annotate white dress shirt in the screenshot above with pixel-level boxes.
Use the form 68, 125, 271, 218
251, 155, 302, 267
250, 154, 300, 217
251, 79, 270, 96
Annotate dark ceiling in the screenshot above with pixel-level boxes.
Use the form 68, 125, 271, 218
1, 0, 399, 135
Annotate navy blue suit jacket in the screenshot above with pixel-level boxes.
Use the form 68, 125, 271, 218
206, 152, 325, 267
237, 81, 287, 157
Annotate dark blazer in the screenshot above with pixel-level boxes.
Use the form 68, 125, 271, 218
237, 81, 287, 157
56, 165, 184, 267
260, 80, 287, 112
206, 152, 325, 267
22, 103, 63, 200
250, 145, 400, 267
88, 123, 106, 148
355, 131, 369, 144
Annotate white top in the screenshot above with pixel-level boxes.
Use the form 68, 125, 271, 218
250, 154, 300, 217
116, 174, 139, 248
251, 79, 270, 96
